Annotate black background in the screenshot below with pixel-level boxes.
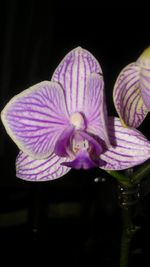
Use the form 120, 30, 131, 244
0, 3, 150, 266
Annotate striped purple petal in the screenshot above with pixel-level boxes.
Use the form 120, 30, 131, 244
52, 47, 102, 114
1, 81, 70, 159
140, 68, 150, 110
83, 73, 110, 146
113, 63, 148, 128
137, 47, 150, 110
16, 151, 70, 181
100, 117, 150, 170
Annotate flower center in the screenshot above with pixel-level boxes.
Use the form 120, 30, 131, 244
60, 130, 103, 169
72, 138, 89, 154
70, 112, 85, 130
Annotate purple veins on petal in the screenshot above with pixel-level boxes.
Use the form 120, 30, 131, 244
140, 67, 150, 110
137, 47, 150, 111
136, 46, 150, 111
83, 73, 110, 146
16, 151, 71, 181
52, 47, 102, 114
100, 117, 150, 170
113, 63, 148, 128
1, 81, 70, 159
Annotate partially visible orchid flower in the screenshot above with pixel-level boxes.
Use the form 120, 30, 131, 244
113, 46, 150, 128
1, 47, 150, 181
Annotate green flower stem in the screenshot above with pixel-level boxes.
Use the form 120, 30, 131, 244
105, 170, 132, 187
131, 160, 150, 184
105, 162, 150, 267
120, 205, 140, 267
118, 181, 140, 267
106, 160, 150, 186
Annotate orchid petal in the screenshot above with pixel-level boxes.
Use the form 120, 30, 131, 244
61, 150, 97, 170
1, 81, 69, 159
16, 151, 70, 181
140, 67, 150, 110
137, 47, 150, 110
83, 73, 110, 146
113, 63, 148, 128
100, 117, 150, 170
52, 47, 102, 114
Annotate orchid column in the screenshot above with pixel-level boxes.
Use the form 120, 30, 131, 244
1, 47, 150, 266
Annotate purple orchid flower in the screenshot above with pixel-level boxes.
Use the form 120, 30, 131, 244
113, 46, 150, 128
1, 47, 150, 181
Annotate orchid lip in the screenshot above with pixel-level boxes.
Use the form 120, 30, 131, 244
61, 150, 98, 170
54, 128, 103, 170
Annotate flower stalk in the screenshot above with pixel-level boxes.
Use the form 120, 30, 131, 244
118, 182, 141, 267
119, 204, 140, 267
107, 161, 150, 267
131, 160, 150, 184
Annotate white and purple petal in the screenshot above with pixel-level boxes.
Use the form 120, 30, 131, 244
16, 151, 71, 181
140, 68, 150, 110
137, 47, 150, 110
1, 81, 70, 159
83, 73, 110, 146
113, 63, 148, 128
52, 47, 102, 114
100, 117, 150, 170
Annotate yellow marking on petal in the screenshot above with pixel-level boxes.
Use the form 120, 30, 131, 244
141, 68, 150, 77
137, 97, 144, 109
138, 46, 150, 69
140, 76, 150, 92
140, 46, 150, 59
119, 117, 127, 128
137, 96, 148, 111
